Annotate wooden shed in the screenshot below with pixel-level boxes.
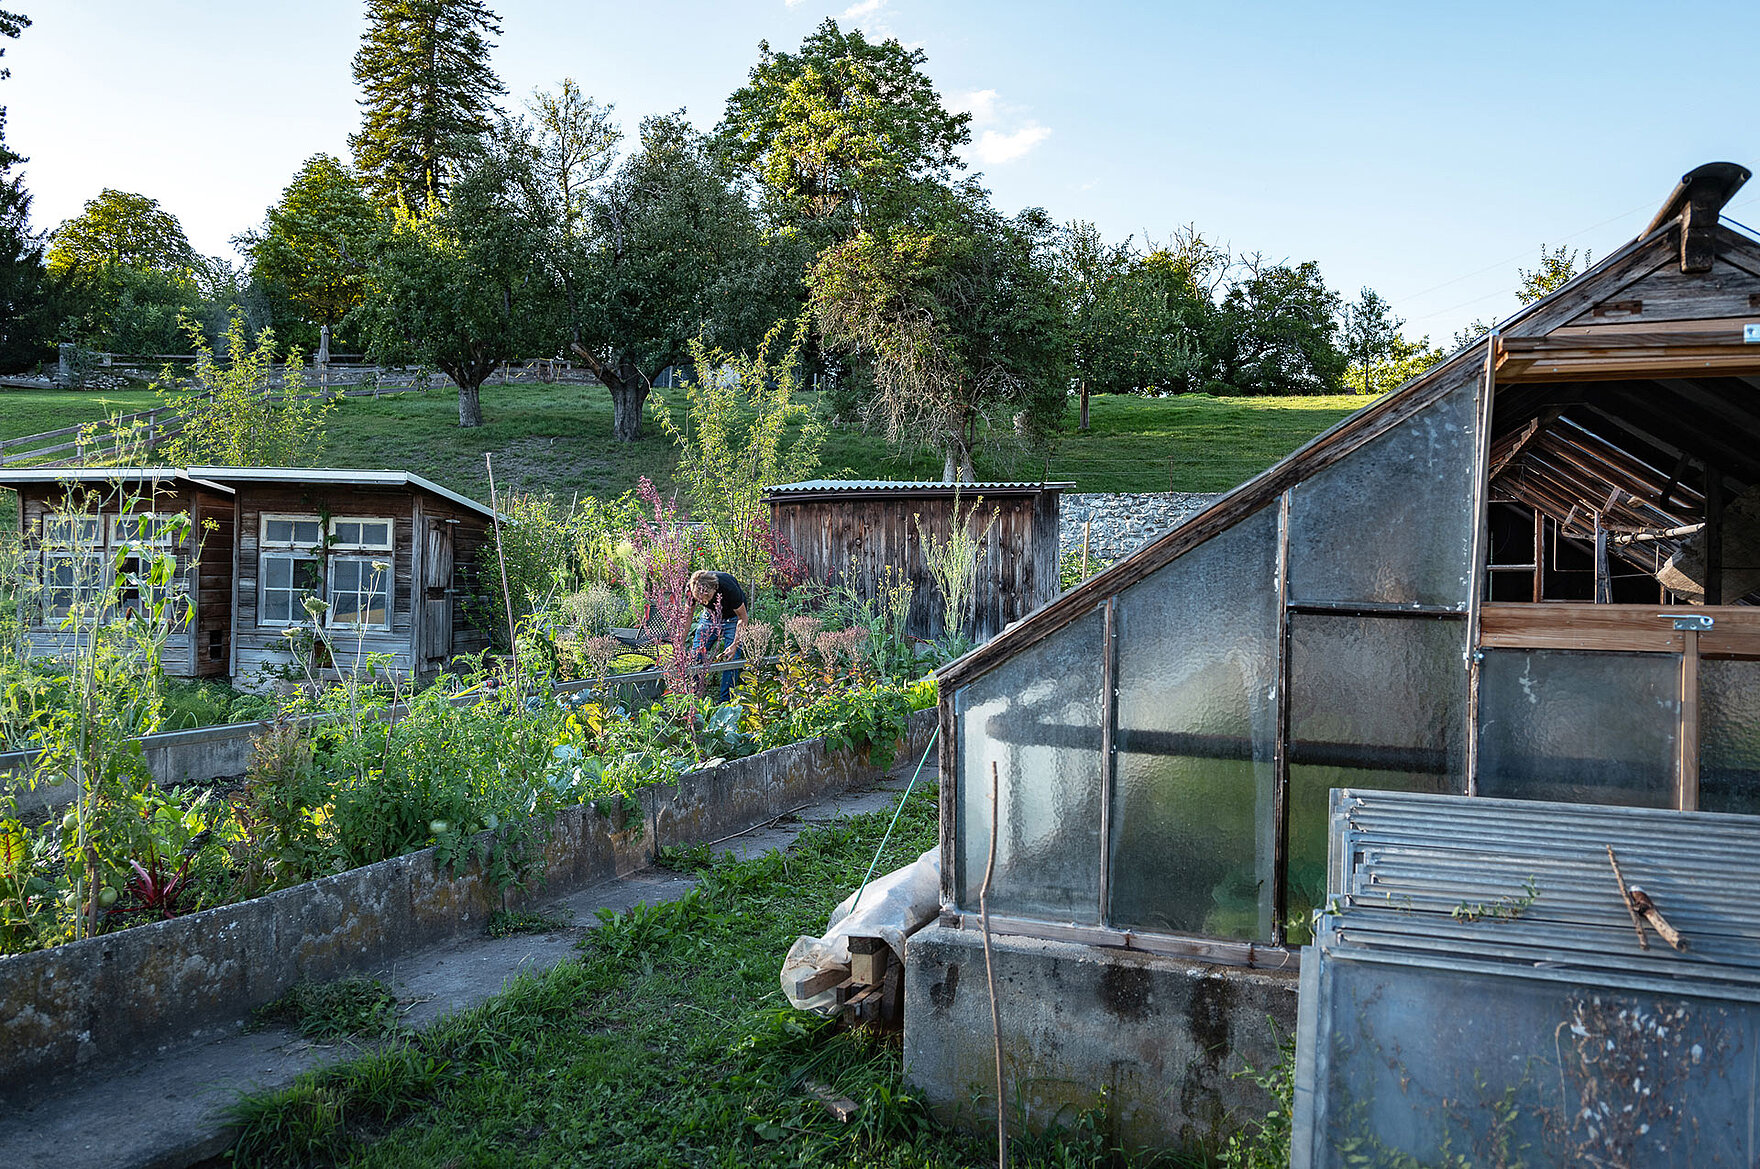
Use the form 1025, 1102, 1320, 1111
3, 466, 496, 685
765, 479, 1070, 643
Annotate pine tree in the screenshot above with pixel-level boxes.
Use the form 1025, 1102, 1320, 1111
348, 0, 505, 209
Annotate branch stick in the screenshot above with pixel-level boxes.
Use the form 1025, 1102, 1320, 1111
484, 453, 521, 696
981, 760, 1008, 1169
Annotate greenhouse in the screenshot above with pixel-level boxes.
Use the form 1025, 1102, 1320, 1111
904, 161, 1760, 1146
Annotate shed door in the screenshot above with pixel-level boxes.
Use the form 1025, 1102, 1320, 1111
1476, 604, 1760, 813
423, 521, 455, 670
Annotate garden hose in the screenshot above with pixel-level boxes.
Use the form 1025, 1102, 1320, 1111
847, 725, 939, 915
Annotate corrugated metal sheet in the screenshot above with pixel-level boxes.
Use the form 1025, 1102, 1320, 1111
765, 479, 1072, 496
1293, 789, 1760, 1168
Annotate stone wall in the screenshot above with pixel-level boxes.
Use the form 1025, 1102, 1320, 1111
1059, 492, 1221, 566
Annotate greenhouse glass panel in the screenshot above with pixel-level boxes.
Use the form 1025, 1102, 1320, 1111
1699, 658, 1760, 815
1107, 506, 1279, 940
1288, 381, 1477, 607
1478, 649, 1678, 808
1286, 615, 1466, 941
954, 607, 1104, 922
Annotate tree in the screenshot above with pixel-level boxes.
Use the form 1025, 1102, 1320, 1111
1203, 259, 1346, 395
1451, 244, 1592, 349
716, 19, 969, 229
46, 189, 194, 276
238, 155, 379, 342
352, 141, 557, 428
1338, 288, 1404, 396
0, 7, 46, 371
1052, 221, 1137, 429
349, 0, 504, 208
567, 113, 762, 442
524, 79, 619, 232
809, 184, 1068, 480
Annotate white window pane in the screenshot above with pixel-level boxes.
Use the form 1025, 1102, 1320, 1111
333, 559, 362, 590
264, 557, 291, 588
361, 522, 390, 547
265, 519, 292, 543
263, 591, 289, 623
293, 521, 321, 543
334, 521, 361, 545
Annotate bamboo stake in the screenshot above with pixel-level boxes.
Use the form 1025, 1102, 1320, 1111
484, 454, 521, 696
981, 760, 1008, 1169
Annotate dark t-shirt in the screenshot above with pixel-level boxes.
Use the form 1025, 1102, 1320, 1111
704, 572, 747, 620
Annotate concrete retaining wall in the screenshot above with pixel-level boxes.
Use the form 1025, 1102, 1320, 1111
1059, 492, 1221, 566
0, 707, 936, 1105
903, 924, 1297, 1152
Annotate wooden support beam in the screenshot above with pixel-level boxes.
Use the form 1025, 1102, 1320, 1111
1706, 468, 1724, 606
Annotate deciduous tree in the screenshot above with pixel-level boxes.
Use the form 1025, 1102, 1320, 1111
809, 184, 1067, 480
47, 189, 194, 277
349, 0, 505, 208
1203, 258, 1346, 396
238, 155, 378, 341
567, 113, 761, 442
0, 7, 46, 371
352, 141, 556, 428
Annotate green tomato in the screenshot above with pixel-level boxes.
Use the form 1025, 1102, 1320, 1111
60, 810, 79, 837
96, 886, 119, 909
429, 820, 450, 836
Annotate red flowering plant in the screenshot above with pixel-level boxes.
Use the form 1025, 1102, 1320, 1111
628, 477, 700, 698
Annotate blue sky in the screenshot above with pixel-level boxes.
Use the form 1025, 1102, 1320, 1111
8, 1, 1759, 344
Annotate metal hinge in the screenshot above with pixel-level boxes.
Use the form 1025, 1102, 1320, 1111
1669, 614, 1715, 631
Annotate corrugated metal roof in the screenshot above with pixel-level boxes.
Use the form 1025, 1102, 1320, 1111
0, 467, 235, 494
767, 478, 1074, 495
1315, 788, 1760, 995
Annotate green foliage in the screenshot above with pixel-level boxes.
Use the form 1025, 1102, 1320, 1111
913, 487, 999, 649
810, 185, 1069, 479
352, 137, 557, 427
1516, 244, 1588, 306
485, 906, 572, 937
1216, 1039, 1296, 1169
239, 154, 379, 338
491, 489, 645, 636
566, 112, 764, 442
152, 313, 335, 466
1205, 258, 1347, 396
1060, 546, 1111, 589
0, 10, 44, 373
46, 188, 195, 277
716, 18, 970, 228
349, 0, 505, 209
660, 322, 825, 590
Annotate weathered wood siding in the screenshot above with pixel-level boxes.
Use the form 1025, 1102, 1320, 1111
421, 496, 494, 663
191, 492, 234, 677
16, 481, 220, 678
768, 488, 1062, 644
231, 485, 419, 686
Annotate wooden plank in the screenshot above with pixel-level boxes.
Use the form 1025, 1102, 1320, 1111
1498, 350, 1760, 382
1480, 603, 1760, 656
1679, 629, 1700, 811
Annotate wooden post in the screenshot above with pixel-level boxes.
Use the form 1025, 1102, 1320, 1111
1532, 509, 1545, 603
1593, 513, 1611, 604
1078, 380, 1089, 432
1679, 628, 1700, 811
1080, 521, 1091, 580
1706, 468, 1724, 606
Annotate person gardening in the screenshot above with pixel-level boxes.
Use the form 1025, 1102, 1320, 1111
687, 568, 748, 703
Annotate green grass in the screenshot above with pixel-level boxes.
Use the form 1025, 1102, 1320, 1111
0, 381, 1367, 505
312, 384, 1366, 503
226, 785, 1194, 1168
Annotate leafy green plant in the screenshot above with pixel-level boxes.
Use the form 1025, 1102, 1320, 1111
153, 312, 335, 466
254, 977, 407, 1042
1217, 1037, 1296, 1169
913, 485, 999, 655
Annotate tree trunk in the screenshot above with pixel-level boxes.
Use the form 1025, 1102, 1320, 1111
458, 380, 484, 428
942, 444, 974, 483
609, 378, 648, 442
1079, 379, 1090, 431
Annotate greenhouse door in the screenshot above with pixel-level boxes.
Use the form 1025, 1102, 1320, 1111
1476, 603, 1760, 813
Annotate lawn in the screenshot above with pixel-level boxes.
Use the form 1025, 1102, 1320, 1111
225, 785, 1194, 1167
315, 385, 1367, 503
0, 380, 1368, 504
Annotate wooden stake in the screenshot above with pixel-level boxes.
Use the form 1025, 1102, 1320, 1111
484, 453, 521, 695
1606, 844, 1649, 950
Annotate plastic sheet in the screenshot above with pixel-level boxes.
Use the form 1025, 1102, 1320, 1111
781, 847, 940, 1014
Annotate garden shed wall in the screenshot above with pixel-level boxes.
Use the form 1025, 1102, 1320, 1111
766, 480, 1067, 643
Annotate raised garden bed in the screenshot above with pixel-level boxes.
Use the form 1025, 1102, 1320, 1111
0, 707, 934, 1104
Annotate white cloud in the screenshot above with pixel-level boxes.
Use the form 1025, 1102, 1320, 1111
973, 125, 1052, 165
952, 88, 1050, 165
841, 0, 884, 19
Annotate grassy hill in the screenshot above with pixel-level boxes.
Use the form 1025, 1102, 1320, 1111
0, 381, 1368, 504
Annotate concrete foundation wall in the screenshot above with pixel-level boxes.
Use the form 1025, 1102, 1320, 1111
0, 708, 935, 1106
903, 924, 1298, 1153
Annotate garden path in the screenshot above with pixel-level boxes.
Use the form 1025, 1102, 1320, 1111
0, 756, 935, 1169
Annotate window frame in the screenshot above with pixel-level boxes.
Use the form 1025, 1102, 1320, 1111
258, 513, 325, 629
324, 517, 395, 631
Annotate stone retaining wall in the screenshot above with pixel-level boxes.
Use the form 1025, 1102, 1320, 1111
1059, 492, 1221, 566
0, 708, 936, 1104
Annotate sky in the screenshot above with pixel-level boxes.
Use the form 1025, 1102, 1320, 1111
6, 0, 1759, 346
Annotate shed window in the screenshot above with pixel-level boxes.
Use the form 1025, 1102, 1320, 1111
39, 516, 103, 624
259, 514, 323, 627
328, 557, 391, 629
329, 518, 392, 550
